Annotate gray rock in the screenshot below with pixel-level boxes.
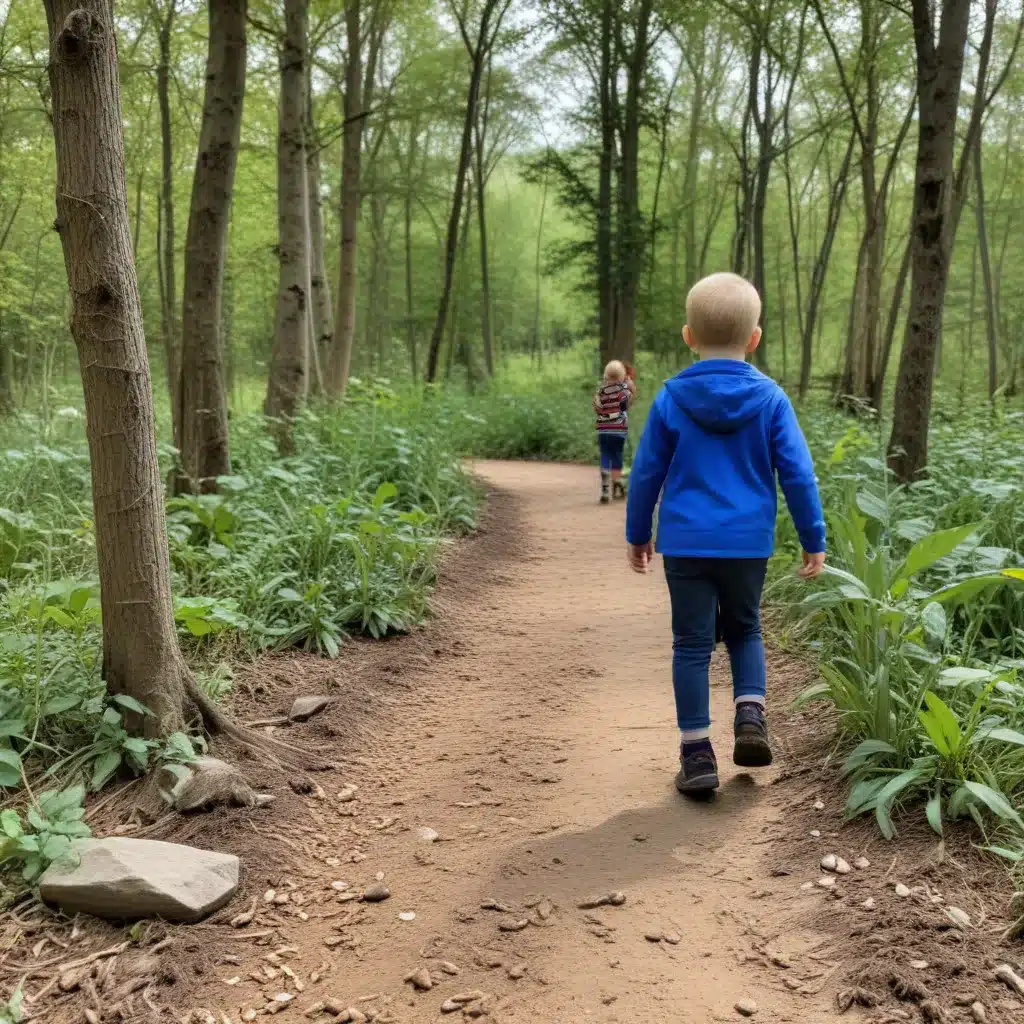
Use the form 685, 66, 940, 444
39, 838, 239, 922
362, 883, 391, 903
946, 906, 971, 929
971, 1001, 986, 1023
735, 999, 758, 1017
894, 883, 911, 898
289, 696, 331, 722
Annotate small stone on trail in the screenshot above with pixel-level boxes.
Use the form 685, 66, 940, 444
810, 830, 821, 838
817, 876, 836, 889
264, 889, 277, 903
441, 1001, 462, 1015
644, 930, 663, 943
663, 932, 681, 945
854, 857, 870, 869
895, 883, 912, 898
39, 838, 239, 923
375, 871, 386, 881
578, 891, 626, 909
971, 1001, 987, 1023
418, 827, 440, 843
441, 962, 460, 976
331, 881, 350, 892
800, 882, 814, 891
813, 800, 825, 811
498, 917, 529, 932
945, 907, 971, 929
862, 897, 876, 910
820, 854, 838, 872
404, 968, 433, 991
399, 912, 416, 921
994, 963, 1024, 998
910, 960, 930, 970
735, 998, 758, 1017
362, 884, 391, 903
289, 695, 331, 722
338, 785, 358, 803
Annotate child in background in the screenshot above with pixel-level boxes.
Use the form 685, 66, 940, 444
594, 360, 636, 504
624, 272, 826, 795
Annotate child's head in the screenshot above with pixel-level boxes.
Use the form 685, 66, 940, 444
603, 359, 627, 382
683, 272, 762, 357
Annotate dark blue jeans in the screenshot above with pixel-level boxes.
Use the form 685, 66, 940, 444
598, 433, 626, 471
663, 556, 768, 737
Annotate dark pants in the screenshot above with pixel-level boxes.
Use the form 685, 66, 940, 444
597, 433, 626, 471
663, 556, 768, 736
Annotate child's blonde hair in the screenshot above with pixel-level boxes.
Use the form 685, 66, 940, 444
685, 272, 761, 352
603, 360, 627, 381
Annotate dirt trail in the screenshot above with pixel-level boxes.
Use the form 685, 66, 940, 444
165, 459, 849, 1024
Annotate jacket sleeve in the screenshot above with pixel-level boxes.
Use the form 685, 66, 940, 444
769, 396, 826, 554
625, 393, 675, 546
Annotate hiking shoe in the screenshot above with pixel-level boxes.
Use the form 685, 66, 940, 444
733, 702, 773, 767
612, 480, 627, 501
675, 743, 720, 795
599, 492, 610, 505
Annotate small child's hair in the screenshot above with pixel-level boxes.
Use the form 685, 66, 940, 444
603, 360, 627, 381
686, 273, 761, 352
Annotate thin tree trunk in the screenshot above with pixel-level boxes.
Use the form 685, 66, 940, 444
425, 0, 509, 382
264, 0, 309, 451
327, 0, 363, 397
307, 143, 332, 386
176, 0, 246, 494
474, 58, 494, 377
403, 119, 417, 380
887, 0, 971, 482
973, 134, 999, 400
681, 20, 706, 293
43, 0, 192, 731
872, 227, 912, 411
532, 154, 549, 362
155, 0, 177, 414
596, 0, 615, 363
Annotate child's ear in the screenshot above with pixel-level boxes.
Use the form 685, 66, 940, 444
682, 325, 697, 352
745, 326, 762, 354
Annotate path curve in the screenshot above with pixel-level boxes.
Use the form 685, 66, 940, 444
185, 460, 847, 1024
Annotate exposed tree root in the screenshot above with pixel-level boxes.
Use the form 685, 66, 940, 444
184, 676, 330, 772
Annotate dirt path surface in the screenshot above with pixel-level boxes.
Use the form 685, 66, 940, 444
173, 460, 849, 1024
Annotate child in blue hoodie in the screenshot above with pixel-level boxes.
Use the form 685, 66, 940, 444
625, 272, 826, 795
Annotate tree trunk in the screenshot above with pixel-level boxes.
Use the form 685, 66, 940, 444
155, 0, 177, 415
425, 0, 508, 383
474, 59, 494, 377
872, 227, 912, 411
887, 0, 971, 482
307, 142, 332, 385
264, 0, 309, 451
403, 120, 417, 380
176, 0, 246, 494
532, 154, 549, 363
681, 21, 706, 294
973, 135, 999, 400
613, 0, 654, 366
43, 0, 192, 732
596, 0, 615, 363
327, 0, 363, 398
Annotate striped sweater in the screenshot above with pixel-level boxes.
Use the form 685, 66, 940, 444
594, 379, 631, 436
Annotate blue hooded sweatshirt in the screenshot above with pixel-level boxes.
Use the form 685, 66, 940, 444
625, 360, 825, 558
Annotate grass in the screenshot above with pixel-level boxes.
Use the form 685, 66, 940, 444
0, 378, 479, 810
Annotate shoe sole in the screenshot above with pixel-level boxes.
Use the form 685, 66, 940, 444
675, 768, 720, 794
733, 735, 773, 768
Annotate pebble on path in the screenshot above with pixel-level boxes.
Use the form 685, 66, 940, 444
735, 998, 758, 1017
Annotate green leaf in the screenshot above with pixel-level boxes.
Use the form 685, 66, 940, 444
929, 572, 1018, 607
111, 695, 151, 716
90, 750, 121, 791
39, 784, 85, 820
373, 481, 399, 509
163, 732, 195, 762
926, 786, 943, 836
42, 606, 75, 628
102, 707, 121, 727
41, 833, 72, 863
962, 781, 1024, 831
793, 681, 831, 706
918, 691, 962, 757
980, 844, 1024, 862
40, 695, 81, 718
0, 810, 22, 839
183, 617, 215, 637
277, 587, 303, 603
855, 490, 889, 524
921, 602, 947, 646
26, 807, 45, 832
841, 739, 897, 776
977, 727, 1024, 747
892, 523, 980, 598
0, 748, 22, 788
21, 857, 42, 882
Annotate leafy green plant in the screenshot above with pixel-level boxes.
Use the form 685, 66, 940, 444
0, 784, 90, 882
0, 985, 23, 1024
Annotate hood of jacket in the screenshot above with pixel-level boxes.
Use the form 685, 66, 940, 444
662, 359, 778, 435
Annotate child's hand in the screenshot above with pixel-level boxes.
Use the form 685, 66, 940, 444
799, 551, 826, 579
627, 542, 653, 574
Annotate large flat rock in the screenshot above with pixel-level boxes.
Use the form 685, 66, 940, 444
39, 838, 240, 923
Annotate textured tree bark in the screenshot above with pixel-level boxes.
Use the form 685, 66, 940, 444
42, 0, 191, 733
973, 135, 999, 401
474, 60, 494, 377
596, 0, 615, 364
887, 0, 970, 482
327, 0, 363, 397
307, 144, 332, 382
176, 0, 246, 494
264, 0, 309, 451
155, 0, 178, 416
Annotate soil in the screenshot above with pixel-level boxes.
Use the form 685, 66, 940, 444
5, 461, 1023, 1024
